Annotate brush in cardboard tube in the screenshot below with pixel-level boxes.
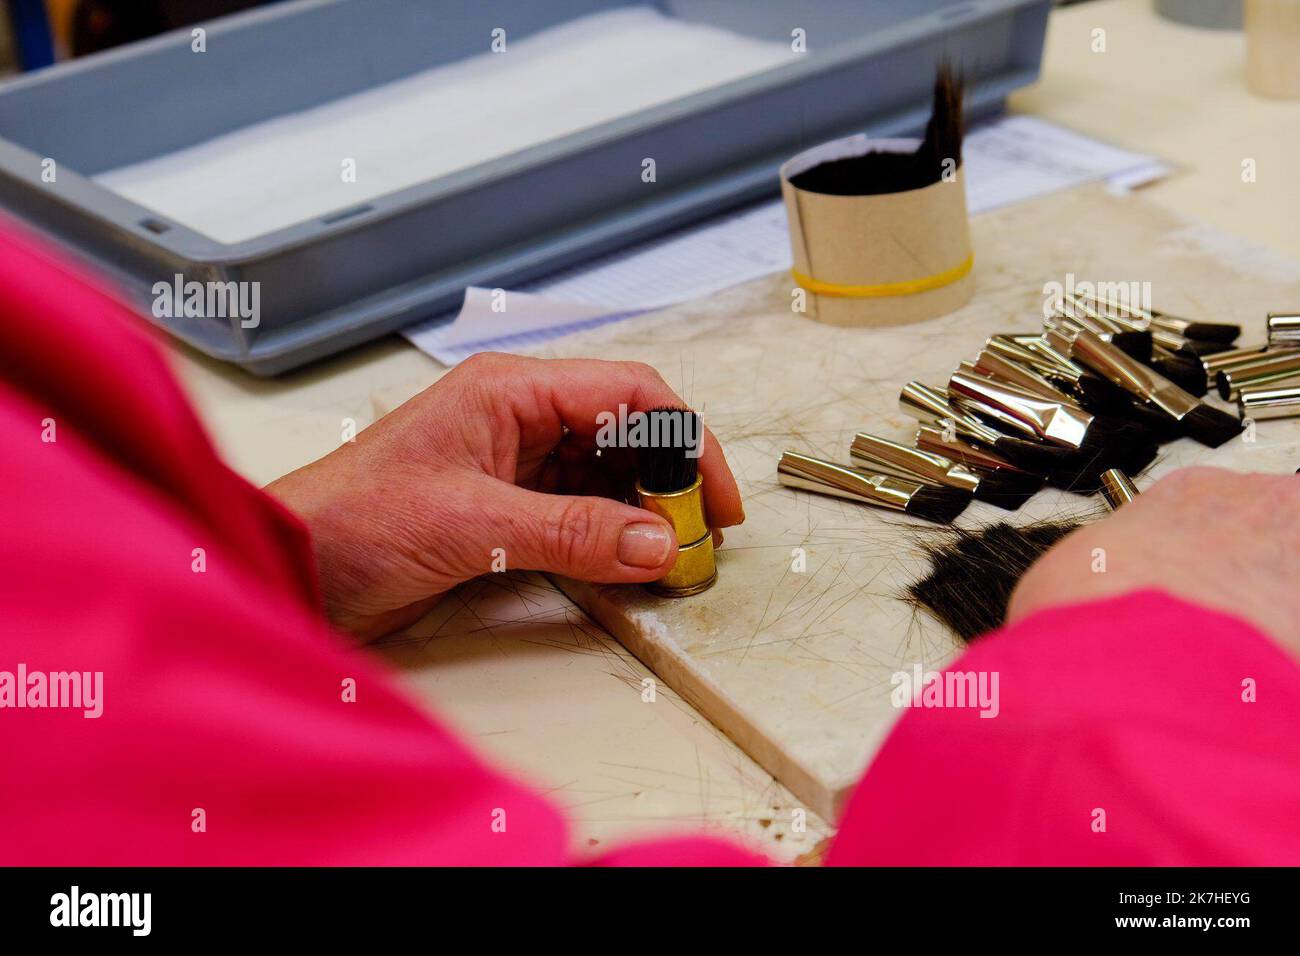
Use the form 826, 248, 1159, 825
780, 66, 972, 328
634, 409, 716, 597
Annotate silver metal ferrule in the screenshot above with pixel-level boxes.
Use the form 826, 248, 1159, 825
914, 425, 1030, 474
949, 368, 1094, 448
1073, 290, 1156, 324
1015, 334, 1085, 381
1061, 292, 1131, 333
987, 335, 1075, 379
777, 452, 925, 511
1200, 344, 1272, 375
899, 381, 1004, 447
1238, 384, 1300, 421
969, 352, 1077, 404
850, 433, 981, 494
1216, 350, 1300, 399
1060, 327, 1200, 421
1099, 468, 1140, 511
1267, 313, 1300, 346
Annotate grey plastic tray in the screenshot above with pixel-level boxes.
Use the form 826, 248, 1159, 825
0, 0, 1049, 375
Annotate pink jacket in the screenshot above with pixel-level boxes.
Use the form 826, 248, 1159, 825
2, 221, 1297, 865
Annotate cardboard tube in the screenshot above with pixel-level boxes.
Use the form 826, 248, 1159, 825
780, 135, 974, 328
1247, 0, 1300, 99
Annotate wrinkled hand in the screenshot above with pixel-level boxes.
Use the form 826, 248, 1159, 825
266, 353, 744, 640
1009, 466, 1299, 654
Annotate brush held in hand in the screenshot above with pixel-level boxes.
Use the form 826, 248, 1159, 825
634, 408, 715, 597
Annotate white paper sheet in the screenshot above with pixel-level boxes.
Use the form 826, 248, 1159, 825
95, 7, 791, 244
406, 116, 1171, 365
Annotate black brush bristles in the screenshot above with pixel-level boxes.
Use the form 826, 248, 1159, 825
1071, 377, 1182, 441
1175, 338, 1233, 358
1109, 330, 1154, 364
970, 469, 1043, 510
635, 408, 701, 493
1147, 350, 1209, 396
987, 434, 1082, 478
1178, 403, 1244, 449
1165, 320, 1241, 343
787, 63, 962, 196
1071, 372, 1143, 414
1184, 322, 1241, 343
906, 520, 1080, 641
904, 483, 973, 524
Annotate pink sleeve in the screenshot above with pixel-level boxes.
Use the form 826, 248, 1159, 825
0, 219, 759, 867
826, 591, 1300, 865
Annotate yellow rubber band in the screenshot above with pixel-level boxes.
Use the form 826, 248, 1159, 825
792, 253, 973, 298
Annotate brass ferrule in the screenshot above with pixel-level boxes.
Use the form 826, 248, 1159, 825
637, 476, 717, 595
636, 475, 715, 597
1099, 468, 1139, 511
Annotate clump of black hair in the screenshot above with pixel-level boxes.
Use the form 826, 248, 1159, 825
906, 520, 1080, 641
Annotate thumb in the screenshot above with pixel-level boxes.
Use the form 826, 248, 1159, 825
472, 479, 678, 582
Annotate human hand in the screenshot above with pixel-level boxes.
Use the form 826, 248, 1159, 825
266, 353, 743, 640
1008, 466, 1299, 654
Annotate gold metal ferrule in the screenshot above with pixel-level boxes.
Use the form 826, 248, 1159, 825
1099, 468, 1139, 511
636, 475, 715, 597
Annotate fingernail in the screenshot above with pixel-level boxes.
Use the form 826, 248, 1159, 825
619, 523, 673, 568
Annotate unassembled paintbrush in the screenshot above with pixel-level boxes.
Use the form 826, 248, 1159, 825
990, 335, 1180, 437
899, 381, 1088, 477
1079, 292, 1241, 343
635, 408, 715, 597
851, 432, 1040, 511
1049, 327, 1242, 447
947, 368, 1157, 484
778, 451, 970, 524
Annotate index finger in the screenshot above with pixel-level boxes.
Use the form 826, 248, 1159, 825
484, 354, 745, 528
